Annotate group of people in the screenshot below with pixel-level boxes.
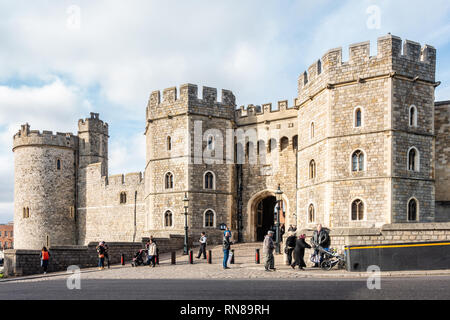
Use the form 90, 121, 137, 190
262, 224, 330, 272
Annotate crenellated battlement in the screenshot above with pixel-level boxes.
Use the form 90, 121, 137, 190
147, 84, 236, 121
78, 112, 109, 135
297, 34, 437, 103
149, 84, 236, 107
104, 172, 144, 188
13, 123, 79, 150
235, 99, 297, 126
85, 162, 144, 189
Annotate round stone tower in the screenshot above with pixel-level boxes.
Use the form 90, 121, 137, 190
13, 124, 78, 250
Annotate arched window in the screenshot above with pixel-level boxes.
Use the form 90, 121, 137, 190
204, 172, 215, 190
246, 141, 256, 161
56, 159, 61, 170
408, 147, 420, 172
164, 210, 173, 227
280, 137, 289, 151
308, 204, 315, 223
165, 172, 174, 189
354, 107, 363, 128
309, 160, 316, 179
352, 150, 365, 172
167, 136, 172, 151
407, 198, 418, 221
409, 106, 418, 127
293, 135, 298, 151
268, 139, 277, 153
257, 140, 266, 156
23, 207, 30, 219
204, 210, 215, 228
120, 192, 127, 204
310, 122, 315, 139
351, 199, 364, 221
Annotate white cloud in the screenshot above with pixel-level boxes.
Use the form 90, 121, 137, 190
109, 132, 146, 176
0, 0, 450, 224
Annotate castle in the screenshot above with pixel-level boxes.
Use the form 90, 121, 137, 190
13, 34, 450, 250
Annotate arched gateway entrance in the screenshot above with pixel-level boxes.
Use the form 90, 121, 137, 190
247, 190, 288, 242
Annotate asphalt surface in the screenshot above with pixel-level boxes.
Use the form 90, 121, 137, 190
1, 276, 449, 300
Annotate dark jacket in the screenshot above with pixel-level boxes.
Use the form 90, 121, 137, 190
311, 228, 330, 248
286, 235, 297, 249
293, 238, 311, 267
223, 236, 231, 251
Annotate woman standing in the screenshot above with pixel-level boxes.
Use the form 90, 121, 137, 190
97, 242, 106, 270
40, 247, 50, 274
291, 234, 311, 270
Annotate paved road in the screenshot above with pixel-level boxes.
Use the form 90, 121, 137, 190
1, 276, 449, 300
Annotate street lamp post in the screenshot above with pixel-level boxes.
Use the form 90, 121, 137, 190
183, 192, 189, 255
275, 184, 283, 254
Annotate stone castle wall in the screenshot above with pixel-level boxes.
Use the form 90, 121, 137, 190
296, 35, 438, 232
13, 125, 78, 250
11, 34, 450, 253
77, 163, 146, 245
435, 101, 450, 221
236, 101, 298, 242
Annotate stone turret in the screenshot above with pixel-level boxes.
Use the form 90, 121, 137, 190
78, 112, 109, 176
13, 125, 78, 250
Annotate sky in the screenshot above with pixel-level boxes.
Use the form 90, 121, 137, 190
0, 0, 449, 223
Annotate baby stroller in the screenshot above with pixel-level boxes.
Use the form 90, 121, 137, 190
317, 247, 346, 271
131, 249, 145, 267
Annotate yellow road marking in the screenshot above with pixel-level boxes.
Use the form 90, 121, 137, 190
346, 243, 450, 250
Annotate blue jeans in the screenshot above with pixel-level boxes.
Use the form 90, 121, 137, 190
98, 257, 105, 268
223, 250, 230, 268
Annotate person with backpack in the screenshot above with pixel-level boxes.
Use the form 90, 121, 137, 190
40, 247, 50, 274
96, 242, 106, 270
285, 231, 297, 266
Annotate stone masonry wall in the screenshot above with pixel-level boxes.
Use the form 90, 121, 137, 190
435, 101, 450, 222
78, 163, 146, 245
4, 236, 183, 277
13, 125, 78, 250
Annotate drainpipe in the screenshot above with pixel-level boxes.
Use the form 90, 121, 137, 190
133, 191, 137, 242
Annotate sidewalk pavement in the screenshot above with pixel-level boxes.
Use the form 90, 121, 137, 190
2, 242, 450, 283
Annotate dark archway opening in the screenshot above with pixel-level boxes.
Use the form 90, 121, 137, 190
256, 196, 277, 241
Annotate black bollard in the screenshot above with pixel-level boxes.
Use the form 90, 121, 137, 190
156, 252, 160, 265
255, 249, 260, 264
231, 249, 235, 264
207, 250, 212, 264
171, 252, 176, 265
189, 250, 194, 264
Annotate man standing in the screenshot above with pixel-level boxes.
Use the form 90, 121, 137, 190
103, 241, 110, 269
263, 231, 275, 272
311, 224, 331, 267
196, 232, 207, 260
223, 231, 232, 270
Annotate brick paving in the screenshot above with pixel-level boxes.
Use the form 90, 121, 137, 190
2, 242, 450, 283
